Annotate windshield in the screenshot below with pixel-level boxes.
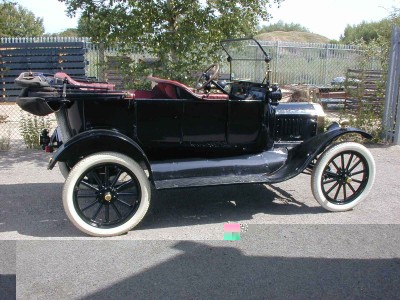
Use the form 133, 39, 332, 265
220, 38, 271, 83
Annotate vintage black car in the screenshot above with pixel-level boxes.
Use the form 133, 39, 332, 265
15, 38, 375, 237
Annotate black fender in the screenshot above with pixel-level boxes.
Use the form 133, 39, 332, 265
268, 123, 372, 182
48, 129, 151, 175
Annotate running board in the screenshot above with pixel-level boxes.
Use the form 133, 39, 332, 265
154, 173, 276, 189
150, 149, 288, 190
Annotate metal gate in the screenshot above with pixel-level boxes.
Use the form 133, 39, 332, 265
383, 26, 400, 145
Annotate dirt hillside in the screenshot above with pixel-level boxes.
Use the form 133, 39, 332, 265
255, 31, 331, 43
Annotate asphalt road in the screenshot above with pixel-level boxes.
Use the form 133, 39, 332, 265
15, 226, 400, 299
0, 145, 399, 299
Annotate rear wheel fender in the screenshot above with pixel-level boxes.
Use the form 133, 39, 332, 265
49, 129, 151, 177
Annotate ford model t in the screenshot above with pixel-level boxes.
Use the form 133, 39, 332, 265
15, 38, 375, 236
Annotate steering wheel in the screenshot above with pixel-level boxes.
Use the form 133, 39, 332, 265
195, 63, 220, 91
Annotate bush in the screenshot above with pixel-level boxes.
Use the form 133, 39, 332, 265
19, 113, 51, 149
0, 132, 10, 151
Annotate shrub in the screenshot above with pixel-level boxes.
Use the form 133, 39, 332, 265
19, 113, 51, 149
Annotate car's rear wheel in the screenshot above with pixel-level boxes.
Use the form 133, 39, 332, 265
311, 142, 375, 212
63, 152, 150, 237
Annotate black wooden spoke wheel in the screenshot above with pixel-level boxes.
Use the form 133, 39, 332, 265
63, 152, 150, 237
311, 142, 375, 212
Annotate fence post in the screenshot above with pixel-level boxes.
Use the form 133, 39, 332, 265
275, 41, 280, 84
383, 26, 400, 144
98, 42, 106, 82
323, 44, 329, 85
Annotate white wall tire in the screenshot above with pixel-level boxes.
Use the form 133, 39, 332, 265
311, 142, 375, 212
63, 152, 150, 237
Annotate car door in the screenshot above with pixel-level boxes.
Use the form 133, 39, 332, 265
227, 99, 265, 146
135, 99, 183, 147
181, 99, 228, 147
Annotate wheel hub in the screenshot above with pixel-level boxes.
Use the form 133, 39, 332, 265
104, 192, 112, 202
337, 169, 352, 183
98, 189, 116, 203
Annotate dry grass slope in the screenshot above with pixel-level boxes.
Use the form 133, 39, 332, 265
255, 31, 331, 43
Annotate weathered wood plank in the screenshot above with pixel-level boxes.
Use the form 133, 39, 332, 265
1, 62, 86, 69
1, 89, 23, 96
343, 68, 385, 111
0, 48, 86, 56
0, 42, 86, 48
1, 55, 85, 63
1, 69, 86, 76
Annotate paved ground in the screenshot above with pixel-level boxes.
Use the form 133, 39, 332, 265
15, 226, 400, 299
0, 241, 16, 300
0, 145, 399, 299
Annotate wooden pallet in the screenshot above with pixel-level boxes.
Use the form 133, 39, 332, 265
104, 56, 133, 90
344, 69, 384, 112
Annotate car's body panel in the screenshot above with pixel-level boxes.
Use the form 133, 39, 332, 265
150, 149, 288, 189
268, 125, 372, 182
48, 129, 151, 172
149, 126, 371, 189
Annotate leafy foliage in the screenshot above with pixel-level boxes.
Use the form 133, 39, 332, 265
19, 113, 51, 149
337, 9, 400, 143
0, 133, 10, 151
0, 1, 44, 37
0, 114, 8, 124
46, 28, 80, 37
0, 127, 10, 150
340, 44, 386, 143
340, 11, 400, 44
258, 20, 310, 34
0, 113, 10, 151
61, 0, 282, 82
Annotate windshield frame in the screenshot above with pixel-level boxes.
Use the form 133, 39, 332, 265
219, 38, 272, 83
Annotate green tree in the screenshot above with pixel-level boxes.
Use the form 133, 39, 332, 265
44, 28, 80, 37
0, 1, 44, 37
258, 20, 310, 33
340, 19, 393, 44
339, 8, 400, 142
60, 0, 282, 81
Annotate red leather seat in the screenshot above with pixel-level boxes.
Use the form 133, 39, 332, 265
147, 76, 229, 100
54, 72, 116, 90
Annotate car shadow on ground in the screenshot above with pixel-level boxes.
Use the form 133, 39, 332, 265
78, 241, 400, 299
0, 275, 16, 300
140, 183, 327, 231
0, 180, 327, 238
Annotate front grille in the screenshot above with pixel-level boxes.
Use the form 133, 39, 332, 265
274, 116, 317, 142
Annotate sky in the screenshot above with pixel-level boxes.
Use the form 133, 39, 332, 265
14, 0, 400, 40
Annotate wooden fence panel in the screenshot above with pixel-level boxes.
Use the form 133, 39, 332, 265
0, 40, 87, 101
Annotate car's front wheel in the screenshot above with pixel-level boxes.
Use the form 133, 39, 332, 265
63, 152, 150, 237
311, 142, 375, 212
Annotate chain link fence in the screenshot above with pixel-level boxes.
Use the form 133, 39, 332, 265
0, 37, 382, 150
265, 41, 381, 86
